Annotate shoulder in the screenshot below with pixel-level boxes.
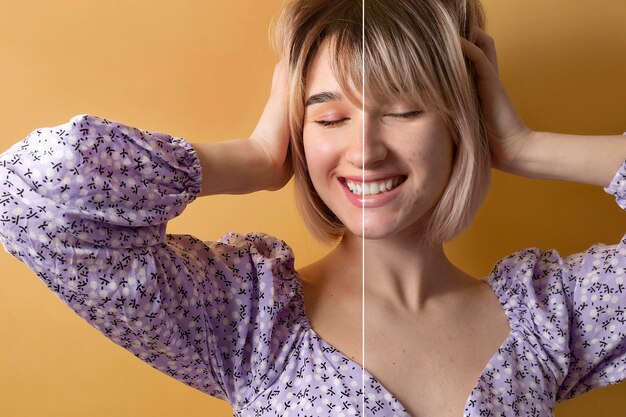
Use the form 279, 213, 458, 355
483, 243, 619, 319
165, 232, 306, 408
485, 239, 624, 293
212, 231, 296, 275
202, 232, 301, 309
484, 241, 626, 386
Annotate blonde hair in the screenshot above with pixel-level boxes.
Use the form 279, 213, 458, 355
272, 0, 490, 245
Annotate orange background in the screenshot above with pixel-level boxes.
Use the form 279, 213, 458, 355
0, 1, 625, 416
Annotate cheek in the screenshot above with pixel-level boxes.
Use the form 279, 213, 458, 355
401, 141, 449, 171
303, 132, 340, 180
419, 126, 454, 167
400, 133, 454, 192
427, 137, 455, 193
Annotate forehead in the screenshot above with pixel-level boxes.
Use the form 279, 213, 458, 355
304, 38, 429, 112
305, 39, 343, 95
305, 38, 363, 108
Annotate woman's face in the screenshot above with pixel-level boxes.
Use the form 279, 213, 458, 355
302, 38, 455, 241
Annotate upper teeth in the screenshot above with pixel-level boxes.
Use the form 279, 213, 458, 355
345, 176, 403, 195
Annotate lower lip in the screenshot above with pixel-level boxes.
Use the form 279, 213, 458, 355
340, 178, 404, 208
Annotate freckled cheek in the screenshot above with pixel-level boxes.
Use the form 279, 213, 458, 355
417, 136, 452, 163
404, 145, 451, 184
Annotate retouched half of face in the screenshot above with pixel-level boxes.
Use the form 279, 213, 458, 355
302, 38, 455, 242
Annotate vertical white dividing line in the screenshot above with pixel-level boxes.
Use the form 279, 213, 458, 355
361, 0, 366, 416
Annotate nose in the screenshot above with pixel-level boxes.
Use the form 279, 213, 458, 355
344, 115, 388, 169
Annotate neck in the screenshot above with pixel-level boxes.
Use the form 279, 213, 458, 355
331, 230, 474, 314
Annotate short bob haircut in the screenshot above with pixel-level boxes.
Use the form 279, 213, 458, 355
271, 0, 491, 245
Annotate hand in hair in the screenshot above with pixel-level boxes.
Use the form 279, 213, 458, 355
249, 59, 293, 190
191, 60, 292, 197
461, 27, 533, 173
462, 28, 625, 187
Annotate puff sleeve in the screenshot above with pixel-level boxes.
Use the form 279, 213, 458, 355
551, 157, 626, 401
486, 155, 626, 404
0, 114, 304, 409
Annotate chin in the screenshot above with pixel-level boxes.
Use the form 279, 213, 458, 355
358, 218, 400, 240
361, 227, 395, 240
337, 213, 404, 240
341, 217, 422, 241
334, 207, 396, 239
339, 217, 364, 238
363, 211, 428, 241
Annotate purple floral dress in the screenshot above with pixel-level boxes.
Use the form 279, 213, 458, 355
1, 114, 625, 417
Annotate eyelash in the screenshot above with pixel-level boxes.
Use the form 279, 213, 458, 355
315, 118, 349, 127
393, 110, 423, 118
314, 111, 423, 128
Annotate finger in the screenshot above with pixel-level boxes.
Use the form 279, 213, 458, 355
271, 59, 288, 94
460, 37, 498, 80
471, 27, 499, 75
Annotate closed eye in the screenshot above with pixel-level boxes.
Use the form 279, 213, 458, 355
389, 111, 423, 118
315, 118, 349, 128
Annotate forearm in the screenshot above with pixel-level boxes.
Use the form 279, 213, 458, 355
504, 131, 626, 187
191, 139, 282, 197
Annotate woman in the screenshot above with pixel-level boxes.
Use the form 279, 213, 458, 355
1, 1, 625, 416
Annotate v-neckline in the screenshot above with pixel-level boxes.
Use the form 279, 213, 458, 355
293, 270, 516, 416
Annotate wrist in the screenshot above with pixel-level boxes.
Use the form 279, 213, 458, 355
496, 128, 537, 177
247, 139, 291, 192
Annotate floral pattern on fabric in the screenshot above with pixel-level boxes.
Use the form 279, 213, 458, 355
1, 115, 625, 416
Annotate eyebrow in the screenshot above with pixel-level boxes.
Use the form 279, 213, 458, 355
305, 90, 344, 107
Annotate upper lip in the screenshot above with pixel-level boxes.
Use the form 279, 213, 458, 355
340, 174, 407, 182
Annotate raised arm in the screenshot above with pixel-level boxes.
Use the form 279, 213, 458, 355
0, 61, 298, 407
461, 28, 626, 187
506, 131, 626, 187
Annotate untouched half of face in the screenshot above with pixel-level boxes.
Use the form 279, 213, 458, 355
302, 38, 455, 242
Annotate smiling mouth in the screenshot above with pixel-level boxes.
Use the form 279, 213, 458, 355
341, 175, 407, 195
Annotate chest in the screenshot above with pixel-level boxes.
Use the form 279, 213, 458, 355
363, 311, 510, 417
301, 279, 511, 417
